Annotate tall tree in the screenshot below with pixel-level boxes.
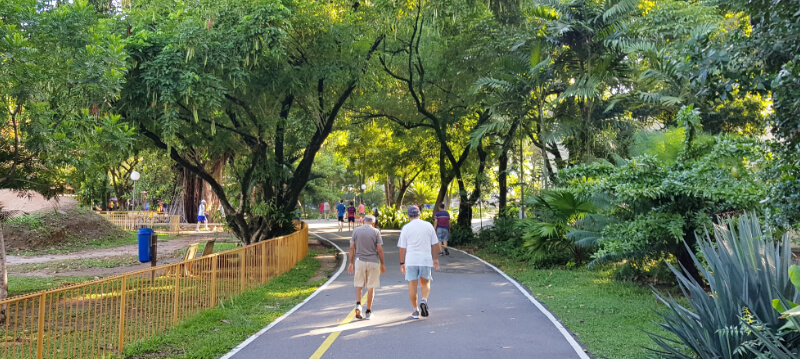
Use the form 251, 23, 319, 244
0, 0, 126, 310
122, 0, 384, 243
377, 0, 495, 227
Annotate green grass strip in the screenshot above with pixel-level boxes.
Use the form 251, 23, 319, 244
121, 253, 325, 359
8, 275, 96, 297
477, 251, 681, 359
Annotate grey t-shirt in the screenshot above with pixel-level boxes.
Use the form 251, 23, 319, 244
351, 225, 383, 263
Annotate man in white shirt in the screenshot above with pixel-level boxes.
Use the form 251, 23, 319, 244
323, 201, 331, 220
398, 205, 439, 319
196, 199, 209, 232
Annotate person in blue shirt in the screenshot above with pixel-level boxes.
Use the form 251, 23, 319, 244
336, 200, 347, 232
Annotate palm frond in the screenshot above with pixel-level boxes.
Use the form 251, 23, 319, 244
603, 0, 640, 22
472, 77, 514, 94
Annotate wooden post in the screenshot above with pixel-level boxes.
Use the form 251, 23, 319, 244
261, 244, 267, 284
239, 250, 246, 293
36, 293, 46, 359
151, 233, 158, 264
118, 276, 127, 352
173, 264, 181, 325
210, 256, 217, 307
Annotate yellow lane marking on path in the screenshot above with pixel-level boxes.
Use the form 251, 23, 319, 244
309, 293, 368, 359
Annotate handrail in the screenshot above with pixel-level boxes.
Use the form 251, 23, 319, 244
0, 223, 309, 359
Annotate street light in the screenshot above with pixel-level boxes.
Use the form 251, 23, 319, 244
130, 171, 140, 210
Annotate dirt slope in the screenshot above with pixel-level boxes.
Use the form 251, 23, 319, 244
0, 190, 77, 216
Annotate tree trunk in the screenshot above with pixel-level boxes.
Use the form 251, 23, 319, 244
0, 225, 7, 325
183, 168, 203, 223
385, 174, 396, 208
456, 179, 471, 228
498, 151, 509, 213
395, 176, 409, 207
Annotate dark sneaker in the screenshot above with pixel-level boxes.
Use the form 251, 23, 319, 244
355, 304, 362, 319
445, 248, 450, 255
364, 310, 373, 320
439, 252, 444, 256
411, 310, 420, 319
420, 302, 429, 317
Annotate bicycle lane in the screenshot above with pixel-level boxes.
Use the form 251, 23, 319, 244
223, 224, 589, 359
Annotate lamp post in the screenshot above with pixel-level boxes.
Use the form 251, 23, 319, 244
360, 184, 366, 205
130, 171, 140, 210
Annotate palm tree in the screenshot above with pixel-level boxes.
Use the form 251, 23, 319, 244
527, 0, 640, 163
518, 190, 597, 264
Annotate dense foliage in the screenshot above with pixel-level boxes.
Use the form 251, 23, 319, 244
4, 0, 800, 354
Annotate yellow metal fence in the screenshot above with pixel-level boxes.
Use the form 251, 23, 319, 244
97, 211, 182, 234
0, 224, 309, 359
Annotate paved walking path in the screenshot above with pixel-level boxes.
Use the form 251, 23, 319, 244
224, 221, 588, 359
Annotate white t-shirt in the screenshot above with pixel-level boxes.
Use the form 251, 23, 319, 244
324, 202, 330, 211
398, 219, 439, 267
198, 204, 206, 216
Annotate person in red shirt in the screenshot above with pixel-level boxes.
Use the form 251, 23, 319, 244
347, 201, 357, 231
434, 203, 450, 255
319, 202, 325, 219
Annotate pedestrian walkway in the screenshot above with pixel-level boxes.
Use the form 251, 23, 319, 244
223, 221, 588, 359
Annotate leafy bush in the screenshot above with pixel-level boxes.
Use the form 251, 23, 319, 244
650, 213, 799, 358
6, 213, 46, 231
376, 206, 410, 229
611, 258, 678, 287
448, 225, 475, 246
517, 191, 597, 265
375, 206, 437, 229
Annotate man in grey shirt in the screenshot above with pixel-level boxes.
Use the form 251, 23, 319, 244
347, 215, 385, 320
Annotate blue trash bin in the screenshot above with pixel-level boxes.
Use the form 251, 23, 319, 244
138, 228, 154, 262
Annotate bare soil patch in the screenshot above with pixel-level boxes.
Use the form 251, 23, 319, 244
0, 189, 77, 215
3, 207, 130, 253
308, 242, 340, 283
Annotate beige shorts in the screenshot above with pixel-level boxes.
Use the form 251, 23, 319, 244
354, 260, 381, 289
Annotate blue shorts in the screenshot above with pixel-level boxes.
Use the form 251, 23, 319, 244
405, 266, 433, 281
198, 215, 206, 222
436, 227, 449, 243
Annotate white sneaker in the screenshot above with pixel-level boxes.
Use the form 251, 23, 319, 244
364, 310, 373, 320
355, 304, 362, 319
411, 309, 420, 319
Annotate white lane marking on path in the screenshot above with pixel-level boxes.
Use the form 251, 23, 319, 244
219, 232, 347, 359
452, 248, 591, 359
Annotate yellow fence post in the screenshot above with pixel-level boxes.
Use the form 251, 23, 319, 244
210, 256, 217, 307
36, 293, 46, 359
261, 243, 267, 284
173, 264, 181, 325
118, 275, 127, 353
239, 250, 246, 293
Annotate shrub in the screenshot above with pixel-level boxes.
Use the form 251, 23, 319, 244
518, 191, 597, 265
649, 213, 799, 358
448, 225, 475, 246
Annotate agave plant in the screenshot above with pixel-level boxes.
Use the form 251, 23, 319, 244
649, 213, 800, 358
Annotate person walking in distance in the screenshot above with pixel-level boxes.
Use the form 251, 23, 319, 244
434, 203, 451, 256
346, 201, 357, 231
318, 202, 325, 219
357, 202, 366, 225
398, 205, 439, 319
196, 199, 209, 232
348, 215, 385, 319
336, 200, 346, 232
324, 201, 331, 220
